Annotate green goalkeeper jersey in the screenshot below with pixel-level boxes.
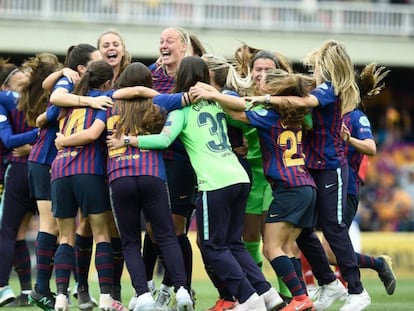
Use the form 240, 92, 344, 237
138, 99, 249, 191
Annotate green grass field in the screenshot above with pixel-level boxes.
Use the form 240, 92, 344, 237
3, 274, 413, 310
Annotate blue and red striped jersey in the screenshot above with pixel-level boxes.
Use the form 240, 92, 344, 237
150, 63, 190, 161
106, 108, 167, 183
342, 109, 374, 195
246, 107, 315, 189
150, 63, 175, 94
0, 90, 38, 164
304, 82, 346, 169
50, 89, 109, 181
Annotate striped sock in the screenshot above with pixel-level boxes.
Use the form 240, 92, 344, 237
95, 242, 114, 294
35, 232, 57, 294
271, 255, 305, 297
75, 234, 93, 288
291, 257, 307, 295
13, 240, 32, 292
55, 243, 75, 295
355, 252, 383, 271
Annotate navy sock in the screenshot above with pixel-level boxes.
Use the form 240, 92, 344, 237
75, 234, 93, 288
35, 232, 57, 294
95, 242, 114, 294
13, 240, 32, 292
55, 243, 75, 295
270, 255, 305, 297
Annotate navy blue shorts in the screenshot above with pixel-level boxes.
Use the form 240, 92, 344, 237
28, 161, 51, 200
51, 174, 111, 218
266, 185, 316, 228
165, 159, 196, 217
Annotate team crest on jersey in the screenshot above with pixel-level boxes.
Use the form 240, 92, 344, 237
0, 114, 7, 122
256, 108, 268, 116
359, 116, 370, 126
57, 79, 70, 86
320, 82, 329, 90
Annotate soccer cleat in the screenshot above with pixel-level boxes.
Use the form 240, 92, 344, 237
307, 286, 321, 301
260, 287, 285, 310
99, 293, 128, 311
155, 284, 172, 307
339, 289, 371, 311
147, 280, 158, 297
230, 293, 266, 311
129, 281, 160, 311
5, 292, 30, 307
377, 255, 397, 295
0, 286, 16, 307
133, 292, 168, 311
77, 287, 94, 311
278, 292, 292, 305
280, 296, 313, 311
28, 288, 55, 311
73, 282, 98, 307
54, 293, 69, 311
313, 279, 347, 311
175, 286, 193, 311
207, 298, 237, 311
128, 292, 139, 311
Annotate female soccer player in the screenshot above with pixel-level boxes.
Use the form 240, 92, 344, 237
51, 60, 126, 311
247, 40, 371, 311
17, 53, 63, 311
0, 59, 38, 307
141, 27, 199, 309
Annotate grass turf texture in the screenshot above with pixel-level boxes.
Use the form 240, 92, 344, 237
3, 275, 413, 310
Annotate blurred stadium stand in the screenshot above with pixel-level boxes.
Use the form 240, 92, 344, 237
0, 0, 413, 66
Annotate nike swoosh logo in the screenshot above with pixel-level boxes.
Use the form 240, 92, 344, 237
269, 214, 278, 218
295, 302, 307, 311
325, 183, 335, 189
179, 195, 188, 199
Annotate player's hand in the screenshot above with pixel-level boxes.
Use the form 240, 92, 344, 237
62, 68, 81, 84
106, 133, 124, 150
36, 112, 48, 128
341, 122, 351, 142
189, 85, 217, 102
244, 96, 263, 106
55, 132, 65, 150
12, 144, 32, 157
89, 96, 113, 111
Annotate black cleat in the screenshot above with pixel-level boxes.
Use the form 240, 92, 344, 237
77, 287, 94, 311
28, 288, 55, 311
377, 255, 397, 295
